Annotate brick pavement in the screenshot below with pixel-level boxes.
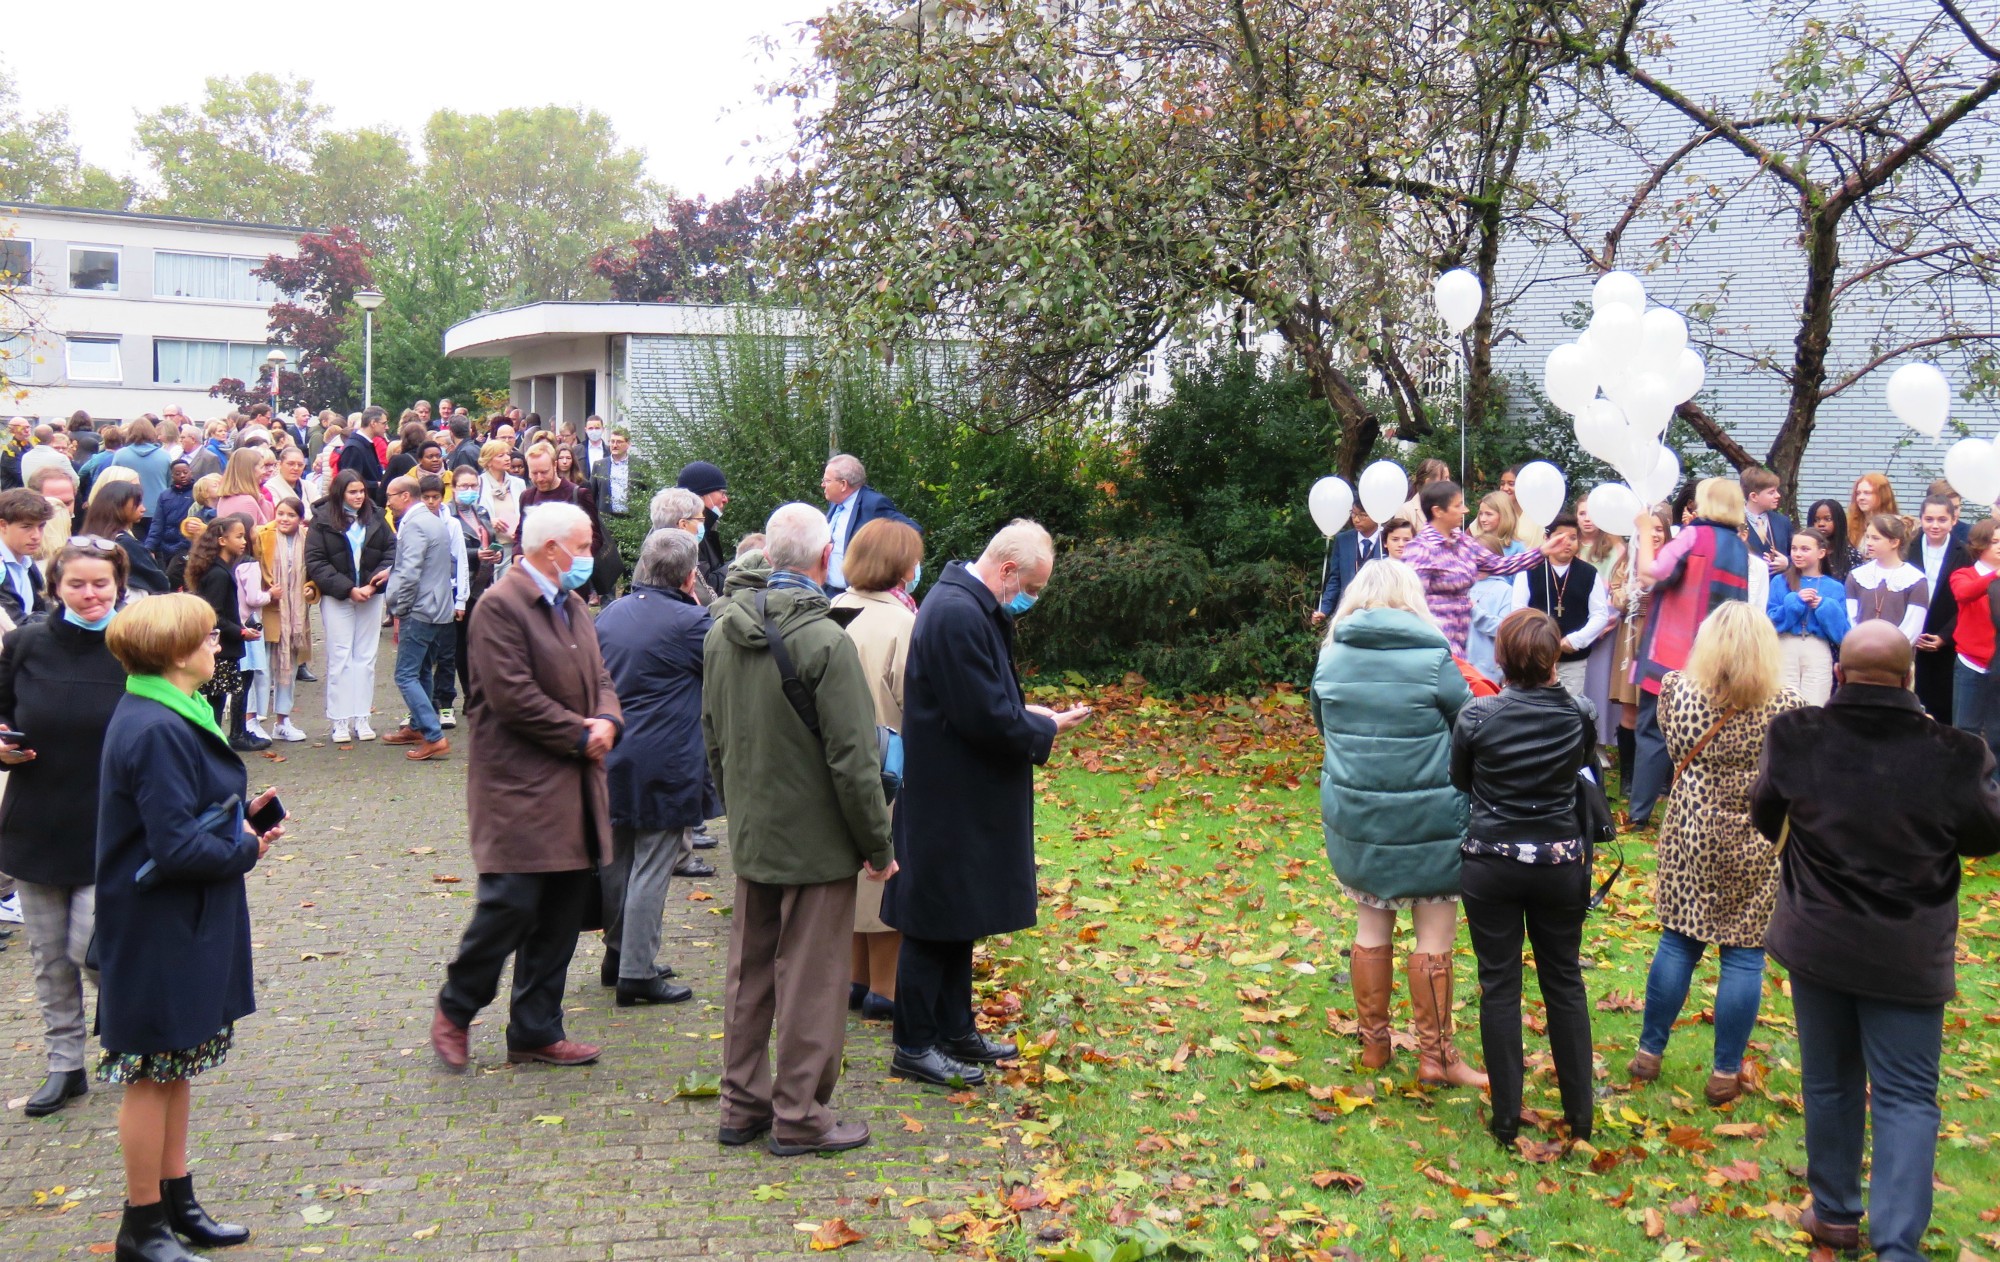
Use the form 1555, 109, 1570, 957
0, 638, 1002, 1259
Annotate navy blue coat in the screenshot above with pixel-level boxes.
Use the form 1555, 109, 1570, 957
95, 693, 257, 1053
1744, 509, 1794, 568
1315, 528, 1382, 615
599, 584, 711, 831
827, 485, 921, 593
882, 562, 1056, 941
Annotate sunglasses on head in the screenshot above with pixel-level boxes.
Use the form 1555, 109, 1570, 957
66, 535, 121, 555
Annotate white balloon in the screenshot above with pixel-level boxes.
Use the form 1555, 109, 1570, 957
1433, 269, 1484, 336
1357, 460, 1411, 527
1588, 304, 1645, 367
1886, 362, 1952, 438
1670, 348, 1707, 403
1543, 343, 1597, 416
1625, 443, 1682, 506
1943, 437, 2000, 504
1514, 461, 1568, 528
1637, 307, 1689, 373
1575, 399, 1637, 468
1592, 270, 1647, 314
1308, 476, 1354, 537
1626, 371, 1679, 437
1585, 483, 1642, 537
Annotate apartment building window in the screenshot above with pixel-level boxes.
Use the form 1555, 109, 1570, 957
68, 247, 120, 293
1, 330, 35, 383
154, 252, 280, 304
0, 240, 28, 286
154, 339, 291, 385
65, 337, 122, 381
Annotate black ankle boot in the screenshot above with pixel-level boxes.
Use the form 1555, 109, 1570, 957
1615, 727, 1636, 797
115, 1200, 201, 1262
161, 1174, 250, 1247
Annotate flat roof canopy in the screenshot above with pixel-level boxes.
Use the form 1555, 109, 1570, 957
443, 301, 814, 359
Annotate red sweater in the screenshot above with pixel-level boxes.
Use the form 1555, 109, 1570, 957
1949, 564, 1999, 669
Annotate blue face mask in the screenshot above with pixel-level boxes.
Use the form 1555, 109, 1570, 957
908, 562, 923, 592
455, 489, 479, 506
64, 606, 116, 632
1006, 589, 1038, 616
560, 553, 595, 591
696, 523, 706, 543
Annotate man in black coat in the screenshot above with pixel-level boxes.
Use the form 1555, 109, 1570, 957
1750, 622, 2000, 1258
882, 520, 1091, 1086
678, 460, 731, 594
341, 406, 391, 506
1906, 493, 1971, 722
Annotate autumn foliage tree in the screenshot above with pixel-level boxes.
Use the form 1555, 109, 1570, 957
210, 227, 371, 412
591, 182, 782, 303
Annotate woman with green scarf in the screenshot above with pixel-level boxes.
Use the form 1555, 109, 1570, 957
98, 593, 286, 1262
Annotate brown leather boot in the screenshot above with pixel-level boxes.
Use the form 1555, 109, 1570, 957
1350, 944, 1394, 1069
1407, 952, 1489, 1089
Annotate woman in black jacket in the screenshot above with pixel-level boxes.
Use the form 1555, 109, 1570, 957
0, 538, 128, 1117
78, 482, 172, 596
303, 470, 393, 743
186, 513, 266, 752
1450, 608, 1597, 1148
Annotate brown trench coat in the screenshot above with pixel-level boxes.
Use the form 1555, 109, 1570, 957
464, 563, 623, 874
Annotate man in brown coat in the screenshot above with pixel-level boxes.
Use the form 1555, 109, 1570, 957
431, 500, 623, 1072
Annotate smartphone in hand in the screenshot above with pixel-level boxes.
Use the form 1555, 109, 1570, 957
248, 793, 287, 835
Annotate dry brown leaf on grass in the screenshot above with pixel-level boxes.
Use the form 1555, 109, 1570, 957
802, 1218, 865, 1251
1642, 1208, 1666, 1239
1308, 1170, 1365, 1192
900, 1112, 925, 1133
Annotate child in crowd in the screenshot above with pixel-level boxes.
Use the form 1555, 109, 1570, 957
1768, 528, 1849, 705
1843, 513, 1927, 644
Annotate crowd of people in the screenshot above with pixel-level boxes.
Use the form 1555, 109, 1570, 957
0, 402, 1993, 1262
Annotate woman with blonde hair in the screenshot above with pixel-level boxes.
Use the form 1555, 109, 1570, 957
213, 449, 274, 525
1466, 491, 1523, 682
1630, 603, 1803, 1104
476, 439, 525, 562
832, 518, 926, 1021
1310, 559, 1484, 1088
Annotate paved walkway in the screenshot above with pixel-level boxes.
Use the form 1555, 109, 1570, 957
0, 639, 996, 1259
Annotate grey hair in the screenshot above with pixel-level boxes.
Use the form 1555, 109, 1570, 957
521, 501, 591, 553
978, 518, 1054, 569
825, 453, 865, 487
649, 486, 703, 531
634, 526, 698, 589
764, 502, 833, 572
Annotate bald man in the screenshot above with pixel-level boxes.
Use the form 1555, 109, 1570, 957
1750, 620, 2000, 1258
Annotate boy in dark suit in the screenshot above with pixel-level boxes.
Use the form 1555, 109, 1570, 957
1312, 504, 1384, 627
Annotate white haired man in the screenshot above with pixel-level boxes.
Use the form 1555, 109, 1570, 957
703, 503, 895, 1154
432, 501, 623, 1072
820, 452, 920, 596
883, 520, 1091, 1086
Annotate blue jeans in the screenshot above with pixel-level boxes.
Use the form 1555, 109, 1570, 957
1790, 975, 1943, 1262
427, 618, 458, 710
394, 619, 451, 742
1627, 689, 1670, 826
1952, 664, 1998, 777
1638, 928, 1765, 1073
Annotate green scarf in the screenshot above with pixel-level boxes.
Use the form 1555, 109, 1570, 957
126, 673, 226, 742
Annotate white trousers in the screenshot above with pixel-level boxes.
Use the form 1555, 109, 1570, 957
321, 594, 384, 723
1779, 633, 1834, 706
1556, 658, 1589, 700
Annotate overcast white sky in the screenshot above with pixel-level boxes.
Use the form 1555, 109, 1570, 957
10, 0, 834, 201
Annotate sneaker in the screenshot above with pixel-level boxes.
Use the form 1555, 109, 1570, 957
0, 893, 21, 924
354, 719, 377, 742
439, 708, 456, 729
274, 720, 308, 743
245, 718, 270, 741
331, 721, 353, 744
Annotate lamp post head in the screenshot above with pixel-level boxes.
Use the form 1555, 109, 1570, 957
353, 288, 385, 312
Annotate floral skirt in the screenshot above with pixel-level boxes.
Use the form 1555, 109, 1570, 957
98, 1024, 234, 1084
1342, 883, 1459, 912
200, 656, 245, 699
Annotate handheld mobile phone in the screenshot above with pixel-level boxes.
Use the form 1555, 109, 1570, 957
248, 794, 287, 834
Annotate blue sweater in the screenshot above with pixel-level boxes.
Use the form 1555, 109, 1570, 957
1768, 574, 1851, 648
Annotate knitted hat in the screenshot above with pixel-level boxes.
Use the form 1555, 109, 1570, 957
677, 461, 728, 496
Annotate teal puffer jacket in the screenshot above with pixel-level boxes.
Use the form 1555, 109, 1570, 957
1310, 607, 1473, 901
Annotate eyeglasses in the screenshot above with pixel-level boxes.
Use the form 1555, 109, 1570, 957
204, 629, 222, 646
66, 535, 121, 555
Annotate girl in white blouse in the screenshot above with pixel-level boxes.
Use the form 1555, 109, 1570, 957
1843, 513, 1929, 643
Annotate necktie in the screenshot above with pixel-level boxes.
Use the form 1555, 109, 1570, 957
1359, 540, 1374, 564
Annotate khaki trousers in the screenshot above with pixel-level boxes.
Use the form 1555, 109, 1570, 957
721, 876, 857, 1143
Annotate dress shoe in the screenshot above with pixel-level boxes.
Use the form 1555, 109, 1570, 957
616, 977, 694, 1006
162, 1173, 250, 1247
24, 1068, 86, 1117
381, 726, 425, 746
1628, 1049, 1663, 1083
860, 991, 895, 1021
717, 1119, 771, 1146
115, 1198, 202, 1262
507, 1039, 602, 1066
295, 664, 316, 682
1800, 1205, 1862, 1252
228, 732, 271, 753
768, 1119, 871, 1156
890, 1045, 986, 1087
405, 736, 451, 761
941, 1031, 1016, 1062
673, 857, 716, 878
431, 1006, 469, 1073
848, 980, 867, 1010
691, 832, 718, 851
601, 954, 674, 987
1705, 1069, 1746, 1105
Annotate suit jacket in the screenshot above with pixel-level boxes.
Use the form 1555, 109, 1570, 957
340, 433, 388, 503
1315, 528, 1381, 615
0, 552, 45, 627
463, 564, 623, 874
827, 485, 921, 593
589, 458, 648, 521
1743, 510, 1793, 567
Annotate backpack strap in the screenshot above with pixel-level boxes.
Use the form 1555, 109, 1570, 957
756, 589, 821, 738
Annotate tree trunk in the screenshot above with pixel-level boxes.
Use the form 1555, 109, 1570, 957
1463, 191, 1506, 438
1764, 204, 1844, 513
1277, 312, 1380, 479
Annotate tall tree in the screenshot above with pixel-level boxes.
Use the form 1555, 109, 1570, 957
1552, 0, 2000, 502
0, 63, 133, 208
210, 227, 373, 413
591, 181, 783, 302
422, 106, 658, 302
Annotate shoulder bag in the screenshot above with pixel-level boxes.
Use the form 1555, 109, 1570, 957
756, 590, 903, 804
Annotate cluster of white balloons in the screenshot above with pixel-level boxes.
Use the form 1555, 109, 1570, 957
1543, 271, 1699, 519
1307, 461, 1418, 537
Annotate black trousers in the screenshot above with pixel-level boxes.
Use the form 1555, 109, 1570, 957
438, 870, 592, 1050
892, 935, 976, 1050
1461, 854, 1595, 1139
453, 594, 479, 701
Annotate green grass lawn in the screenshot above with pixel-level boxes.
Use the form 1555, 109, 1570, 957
960, 686, 2000, 1262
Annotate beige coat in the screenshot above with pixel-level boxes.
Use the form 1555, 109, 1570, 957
831, 588, 914, 932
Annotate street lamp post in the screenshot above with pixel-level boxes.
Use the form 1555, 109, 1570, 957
354, 287, 385, 409
266, 348, 287, 413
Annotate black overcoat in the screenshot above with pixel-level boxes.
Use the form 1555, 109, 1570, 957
882, 562, 1056, 941
599, 584, 710, 832
0, 616, 125, 885
95, 693, 258, 1053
